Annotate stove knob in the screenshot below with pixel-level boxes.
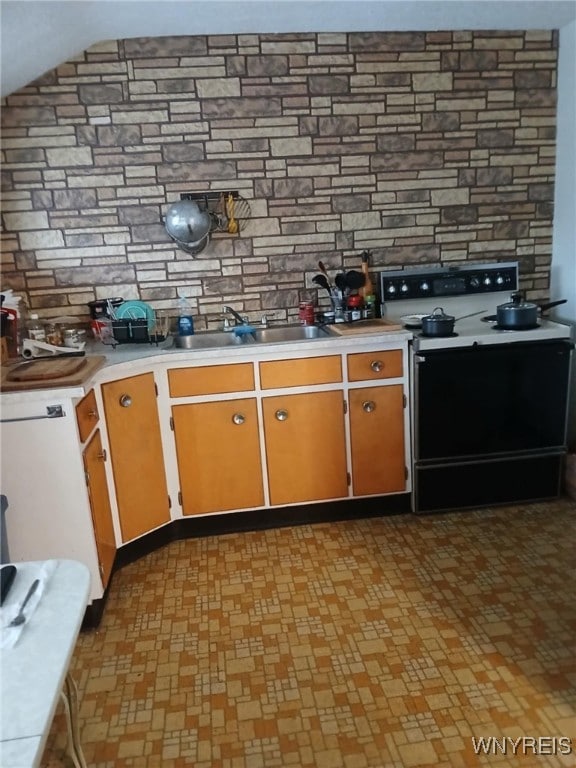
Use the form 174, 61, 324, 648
387, 284, 396, 295
483, 276, 492, 287
420, 281, 430, 292
470, 276, 480, 289
496, 274, 504, 285
400, 282, 409, 294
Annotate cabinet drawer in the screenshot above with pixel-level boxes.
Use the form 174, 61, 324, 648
347, 350, 402, 382
259, 355, 342, 390
75, 388, 99, 442
169, 362, 255, 397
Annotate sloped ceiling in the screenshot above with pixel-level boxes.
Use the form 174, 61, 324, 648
2, 0, 576, 97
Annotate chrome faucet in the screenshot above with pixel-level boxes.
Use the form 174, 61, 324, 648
260, 313, 276, 328
223, 305, 247, 326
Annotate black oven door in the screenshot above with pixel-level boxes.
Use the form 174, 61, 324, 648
414, 340, 571, 462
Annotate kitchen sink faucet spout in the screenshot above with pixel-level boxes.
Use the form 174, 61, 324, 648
223, 305, 247, 326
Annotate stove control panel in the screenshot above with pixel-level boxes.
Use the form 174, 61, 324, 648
379, 262, 518, 302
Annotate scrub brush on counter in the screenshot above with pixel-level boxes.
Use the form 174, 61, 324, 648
233, 324, 256, 337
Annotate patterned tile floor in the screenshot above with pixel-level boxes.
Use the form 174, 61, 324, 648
42, 498, 576, 767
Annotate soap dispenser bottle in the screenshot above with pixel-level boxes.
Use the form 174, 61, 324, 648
177, 295, 195, 336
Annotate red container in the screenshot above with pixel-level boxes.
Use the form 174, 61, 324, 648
347, 294, 363, 309
299, 301, 315, 325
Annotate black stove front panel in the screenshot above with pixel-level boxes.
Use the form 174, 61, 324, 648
415, 453, 564, 513
414, 340, 571, 462
412, 338, 572, 514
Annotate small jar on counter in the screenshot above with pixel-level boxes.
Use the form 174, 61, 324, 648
27, 313, 46, 342
44, 322, 63, 346
61, 327, 80, 348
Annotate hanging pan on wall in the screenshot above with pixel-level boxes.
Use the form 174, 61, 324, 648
164, 199, 213, 255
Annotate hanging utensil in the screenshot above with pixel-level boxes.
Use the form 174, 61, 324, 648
312, 274, 331, 296
335, 273, 347, 292
345, 270, 366, 290
318, 261, 335, 289
227, 193, 238, 234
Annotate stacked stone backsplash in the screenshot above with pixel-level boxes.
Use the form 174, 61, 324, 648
0, 30, 558, 329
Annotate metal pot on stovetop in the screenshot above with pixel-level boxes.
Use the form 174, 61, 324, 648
420, 307, 486, 337
490, 292, 567, 330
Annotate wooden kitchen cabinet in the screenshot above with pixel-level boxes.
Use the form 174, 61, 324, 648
260, 355, 342, 389
172, 398, 264, 515
75, 388, 99, 443
83, 429, 116, 588
349, 385, 406, 496
347, 350, 402, 382
102, 372, 170, 542
262, 390, 348, 505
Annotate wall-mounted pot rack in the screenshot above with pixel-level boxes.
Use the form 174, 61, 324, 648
180, 191, 251, 235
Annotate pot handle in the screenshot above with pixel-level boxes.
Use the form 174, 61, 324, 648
539, 299, 567, 314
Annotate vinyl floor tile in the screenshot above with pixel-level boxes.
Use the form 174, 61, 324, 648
41, 498, 576, 767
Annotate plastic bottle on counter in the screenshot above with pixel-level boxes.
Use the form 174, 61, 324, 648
27, 313, 46, 341
177, 296, 195, 336
363, 294, 376, 320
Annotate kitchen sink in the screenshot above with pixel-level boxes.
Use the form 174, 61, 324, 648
174, 332, 254, 349
174, 324, 331, 350
252, 325, 330, 343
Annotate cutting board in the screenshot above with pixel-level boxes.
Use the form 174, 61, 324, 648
1, 355, 106, 391
330, 319, 403, 336
7, 357, 87, 381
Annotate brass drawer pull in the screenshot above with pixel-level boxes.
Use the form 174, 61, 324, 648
232, 413, 245, 425
88, 408, 98, 419
370, 360, 383, 373
362, 400, 376, 413
119, 394, 132, 408
97, 449, 107, 461
275, 409, 289, 421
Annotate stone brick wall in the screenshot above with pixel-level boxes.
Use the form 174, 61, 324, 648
0, 30, 558, 328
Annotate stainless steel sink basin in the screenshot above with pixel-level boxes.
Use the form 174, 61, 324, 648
174, 332, 254, 349
174, 324, 330, 350
252, 325, 329, 343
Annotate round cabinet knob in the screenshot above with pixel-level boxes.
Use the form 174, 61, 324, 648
362, 400, 376, 413
370, 360, 383, 373
119, 394, 132, 408
232, 413, 245, 425
275, 409, 289, 421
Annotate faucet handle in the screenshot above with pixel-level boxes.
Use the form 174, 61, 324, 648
260, 312, 276, 327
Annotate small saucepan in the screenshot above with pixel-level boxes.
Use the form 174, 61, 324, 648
494, 292, 567, 330
421, 307, 455, 337
420, 307, 487, 337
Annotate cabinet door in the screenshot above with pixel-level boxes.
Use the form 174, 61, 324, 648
172, 398, 264, 515
102, 373, 170, 541
262, 391, 348, 505
349, 385, 406, 496
83, 429, 116, 588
